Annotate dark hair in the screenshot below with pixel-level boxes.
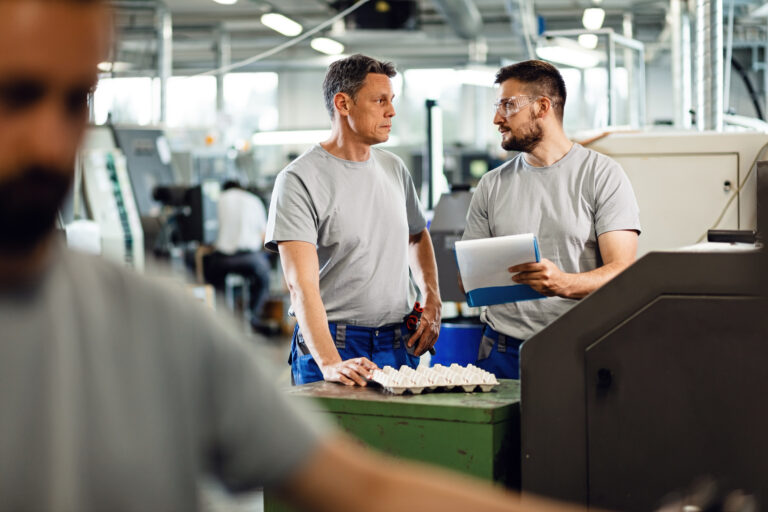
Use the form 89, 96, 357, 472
322, 54, 396, 119
222, 180, 241, 191
495, 60, 567, 122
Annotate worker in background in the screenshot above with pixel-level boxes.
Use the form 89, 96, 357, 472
462, 60, 641, 379
266, 54, 441, 386
204, 180, 271, 332
0, 3, 599, 511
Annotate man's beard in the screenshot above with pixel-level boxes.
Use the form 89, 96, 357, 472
0, 165, 73, 254
501, 111, 543, 153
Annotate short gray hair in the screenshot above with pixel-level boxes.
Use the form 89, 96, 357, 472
322, 54, 396, 119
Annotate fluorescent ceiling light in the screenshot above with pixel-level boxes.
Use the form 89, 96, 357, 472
311, 37, 345, 55
582, 8, 605, 30
536, 38, 601, 69
753, 2, 768, 17
578, 33, 599, 49
212, 0, 238, 4
260, 13, 303, 37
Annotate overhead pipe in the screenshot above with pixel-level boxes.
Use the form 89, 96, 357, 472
694, 0, 723, 131
216, 27, 231, 115
430, 0, 482, 40
670, 0, 692, 128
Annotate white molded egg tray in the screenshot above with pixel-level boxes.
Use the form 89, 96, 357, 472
370, 363, 499, 395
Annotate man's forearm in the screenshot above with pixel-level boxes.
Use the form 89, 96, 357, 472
287, 281, 341, 368
561, 260, 632, 299
284, 436, 591, 512
408, 229, 440, 303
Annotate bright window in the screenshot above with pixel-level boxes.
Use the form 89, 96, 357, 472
93, 77, 154, 125
167, 76, 217, 128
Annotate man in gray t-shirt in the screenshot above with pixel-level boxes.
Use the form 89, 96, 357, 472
462, 60, 640, 379
266, 55, 442, 386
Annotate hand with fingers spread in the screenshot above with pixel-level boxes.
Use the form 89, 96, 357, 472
509, 258, 574, 298
321, 357, 379, 387
406, 299, 442, 356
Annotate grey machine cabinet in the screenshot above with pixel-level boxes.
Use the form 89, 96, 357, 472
429, 188, 473, 302
520, 250, 768, 511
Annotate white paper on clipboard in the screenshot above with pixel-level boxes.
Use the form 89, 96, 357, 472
455, 233, 544, 306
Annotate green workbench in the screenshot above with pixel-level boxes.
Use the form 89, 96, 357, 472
265, 379, 520, 512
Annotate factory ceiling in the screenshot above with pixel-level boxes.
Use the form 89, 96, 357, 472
110, 0, 765, 74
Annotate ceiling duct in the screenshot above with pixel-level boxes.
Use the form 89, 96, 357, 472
333, 1, 419, 30
694, 0, 723, 131
431, 0, 483, 40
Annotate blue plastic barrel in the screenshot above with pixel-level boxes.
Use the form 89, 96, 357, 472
431, 320, 484, 366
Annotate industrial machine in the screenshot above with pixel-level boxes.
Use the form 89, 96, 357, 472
151, 180, 221, 247
590, 131, 768, 256
520, 248, 768, 511
112, 127, 176, 217
429, 184, 473, 303
79, 148, 145, 271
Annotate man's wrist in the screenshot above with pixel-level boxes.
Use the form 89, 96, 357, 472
559, 273, 578, 299
317, 355, 342, 371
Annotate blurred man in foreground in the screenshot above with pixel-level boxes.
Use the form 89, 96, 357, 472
0, 1, 586, 511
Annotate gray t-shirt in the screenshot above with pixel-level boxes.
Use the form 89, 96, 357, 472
0, 248, 327, 511
266, 144, 427, 326
462, 143, 641, 340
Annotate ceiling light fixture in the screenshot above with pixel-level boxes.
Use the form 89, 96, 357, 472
260, 13, 303, 37
310, 37, 345, 55
212, 0, 238, 5
578, 33, 599, 49
582, 8, 606, 30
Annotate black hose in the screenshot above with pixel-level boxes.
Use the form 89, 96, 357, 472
731, 58, 765, 121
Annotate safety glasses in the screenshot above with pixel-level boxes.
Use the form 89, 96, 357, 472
493, 95, 540, 117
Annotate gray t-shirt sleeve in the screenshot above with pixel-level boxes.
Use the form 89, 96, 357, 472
265, 170, 317, 253
592, 160, 642, 237
203, 317, 330, 491
462, 175, 493, 241
403, 167, 428, 234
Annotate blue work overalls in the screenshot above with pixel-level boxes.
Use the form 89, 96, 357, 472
290, 322, 420, 385
474, 325, 524, 379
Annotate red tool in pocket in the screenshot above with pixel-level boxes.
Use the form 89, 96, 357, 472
403, 302, 436, 355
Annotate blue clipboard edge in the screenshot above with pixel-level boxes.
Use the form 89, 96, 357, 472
466, 285, 544, 307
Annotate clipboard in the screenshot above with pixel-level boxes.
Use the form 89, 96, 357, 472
455, 233, 545, 307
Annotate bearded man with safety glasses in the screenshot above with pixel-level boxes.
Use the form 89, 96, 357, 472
461, 60, 641, 379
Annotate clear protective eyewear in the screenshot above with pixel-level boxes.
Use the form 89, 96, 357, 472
493, 95, 540, 117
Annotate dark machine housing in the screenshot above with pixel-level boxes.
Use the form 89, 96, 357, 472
520, 249, 768, 511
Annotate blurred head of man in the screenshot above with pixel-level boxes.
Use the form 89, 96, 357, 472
0, 0, 110, 255
492, 60, 567, 153
322, 54, 397, 146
